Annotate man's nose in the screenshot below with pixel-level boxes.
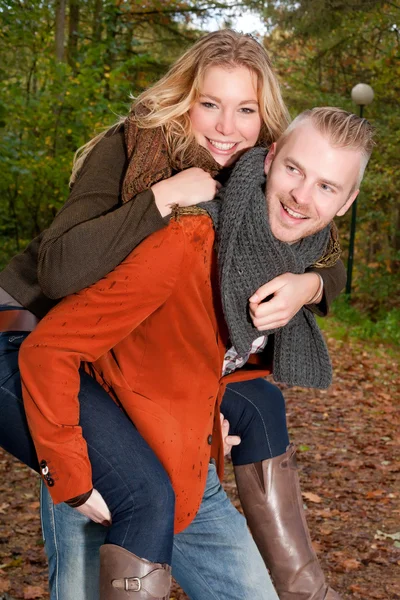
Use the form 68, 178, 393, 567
291, 182, 312, 205
215, 111, 235, 136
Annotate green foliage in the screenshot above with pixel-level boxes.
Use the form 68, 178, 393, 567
318, 296, 400, 347
0, 0, 398, 328
264, 1, 400, 316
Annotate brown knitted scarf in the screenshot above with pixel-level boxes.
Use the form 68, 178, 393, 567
122, 104, 223, 204
122, 105, 341, 266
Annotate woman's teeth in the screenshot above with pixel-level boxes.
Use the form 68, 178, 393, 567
208, 139, 237, 150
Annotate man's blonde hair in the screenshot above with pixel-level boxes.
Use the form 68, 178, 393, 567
71, 30, 289, 184
277, 107, 375, 186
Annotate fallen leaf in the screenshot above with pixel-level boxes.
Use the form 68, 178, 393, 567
341, 558, 362, 571
375, 529, 400, 541
0, 579, 11, 593
302, 491, 322, 503
0, 502, 10, 514
24, 585, 47, 599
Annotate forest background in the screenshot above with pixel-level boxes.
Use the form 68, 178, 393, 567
0, 0, 399, 344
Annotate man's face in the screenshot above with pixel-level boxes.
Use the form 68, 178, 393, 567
264, 122, 361, 243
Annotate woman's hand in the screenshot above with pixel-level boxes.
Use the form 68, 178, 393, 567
152, 168, 221, 217
220, 413, 241, 456
74, 488, 112, 526
248, 272, 323, 331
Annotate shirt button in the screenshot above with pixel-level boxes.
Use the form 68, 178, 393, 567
46, 478, 55, 487
40, 460, 47, 469
207, 435, 212, 445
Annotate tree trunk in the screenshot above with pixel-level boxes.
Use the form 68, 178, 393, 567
93, 0, 103, 42
67, 0, 80, 71
55, 0, 66, 61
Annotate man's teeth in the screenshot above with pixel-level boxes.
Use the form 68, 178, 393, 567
284, 206, 307, 219
208, 139, 237, 150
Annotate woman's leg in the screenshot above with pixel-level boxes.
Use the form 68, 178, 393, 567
221, 378, 342, 600
1, 333, 173, 600
0, 331, 39, 470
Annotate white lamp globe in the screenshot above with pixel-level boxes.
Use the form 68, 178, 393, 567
351, 83, 374, 106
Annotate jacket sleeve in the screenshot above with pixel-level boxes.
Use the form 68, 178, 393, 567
37, 129, 169, 299
306, 258, 346, 317
20, 223, 185, 504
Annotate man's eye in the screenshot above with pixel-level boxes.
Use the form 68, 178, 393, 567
320, 183, 334, 193
286, 165, 298, 173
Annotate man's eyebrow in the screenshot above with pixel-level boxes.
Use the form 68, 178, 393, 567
285, 156, 344, 191
199, 93, 258, 106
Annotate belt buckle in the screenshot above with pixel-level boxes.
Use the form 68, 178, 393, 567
125, 577, 141, 592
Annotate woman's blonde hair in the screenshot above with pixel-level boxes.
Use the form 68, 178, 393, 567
71, 29, 289, 184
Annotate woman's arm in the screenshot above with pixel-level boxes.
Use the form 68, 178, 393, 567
37, 129, 169, 299
307, 259, 346, 316
248, 259, 346, 331
38, 129, 219, 300
20, 223, 185, 504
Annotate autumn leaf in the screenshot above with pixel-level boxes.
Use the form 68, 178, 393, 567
302, 491, 322, 503
24, 585, 47, 599
341, 558, 362, 571
0, 578, 11, 593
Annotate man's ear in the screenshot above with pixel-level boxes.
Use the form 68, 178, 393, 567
264, 143, 276, 175
336, 189, 359, 217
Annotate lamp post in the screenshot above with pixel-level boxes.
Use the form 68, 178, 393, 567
345, 83, 374, 296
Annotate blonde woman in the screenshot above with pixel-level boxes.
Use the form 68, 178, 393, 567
1, 31, 344, 599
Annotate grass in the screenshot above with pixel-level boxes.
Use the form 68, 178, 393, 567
317, 295, 400, 352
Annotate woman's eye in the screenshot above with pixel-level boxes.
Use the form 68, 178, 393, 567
201, 102, 217, 109
239, 107, 256, 114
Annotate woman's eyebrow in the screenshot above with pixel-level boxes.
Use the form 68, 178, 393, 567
199, 93, 258, 105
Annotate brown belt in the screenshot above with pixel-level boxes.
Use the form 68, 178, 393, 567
0, 309, 39, 332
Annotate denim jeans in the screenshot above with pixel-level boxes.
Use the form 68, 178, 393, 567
42, 463, 278, 600
1, 324, 288, 597
0, 330, 175, 564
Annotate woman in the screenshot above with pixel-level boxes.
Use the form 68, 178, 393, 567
0, 30, 343, 600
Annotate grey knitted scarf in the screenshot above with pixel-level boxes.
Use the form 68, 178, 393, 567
199, 147, 332, 389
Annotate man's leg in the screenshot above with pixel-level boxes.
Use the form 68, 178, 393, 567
222, 378, 341, 600
41, 371, 175, 600
41, 484, 106, 600
172, 462, 279, 600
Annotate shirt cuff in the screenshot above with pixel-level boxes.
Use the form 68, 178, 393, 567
65, 489, 93, 508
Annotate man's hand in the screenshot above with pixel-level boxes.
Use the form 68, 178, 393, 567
249, 272, 323, 331
220, 413, 241, 456
74, 488, 112, 526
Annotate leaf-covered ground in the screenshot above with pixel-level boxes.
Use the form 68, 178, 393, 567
0, 336, 399, 599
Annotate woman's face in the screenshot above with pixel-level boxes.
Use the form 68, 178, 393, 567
189, 65, 262, 167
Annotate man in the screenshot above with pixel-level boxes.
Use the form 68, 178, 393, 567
19, 107, 374, 600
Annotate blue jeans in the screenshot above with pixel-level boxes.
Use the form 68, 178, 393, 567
42, 463, 278, 600
0, 325, 288, 597
0, 330, 175, 564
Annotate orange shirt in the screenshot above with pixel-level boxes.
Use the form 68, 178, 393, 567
20, 215, 270, 533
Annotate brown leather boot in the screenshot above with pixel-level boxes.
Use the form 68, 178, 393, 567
99, 544, 171, 600
234, 444, 343, 600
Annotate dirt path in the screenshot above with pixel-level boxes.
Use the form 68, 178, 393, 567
0, 336, 399, 599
